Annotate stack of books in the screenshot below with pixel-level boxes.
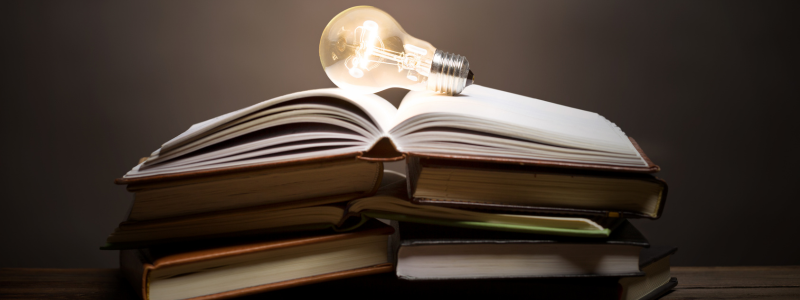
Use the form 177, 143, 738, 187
105, 85, 676, 300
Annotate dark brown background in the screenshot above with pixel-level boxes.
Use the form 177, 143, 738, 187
1, 1, 798, 268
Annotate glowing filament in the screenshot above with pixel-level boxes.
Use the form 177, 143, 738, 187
345, 20, 432, 80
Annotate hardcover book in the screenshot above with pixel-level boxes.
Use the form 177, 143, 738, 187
406, 157, 668, 219
105, 175, 620, 249
252, 246, 678, 300
119, 220, 394, 300
114, 84, 661, 225
120, 85, 659, 182
122, 158, 383, 222
394, 220, 649, 280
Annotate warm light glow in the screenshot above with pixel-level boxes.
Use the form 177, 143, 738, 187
320, 6, 438, 94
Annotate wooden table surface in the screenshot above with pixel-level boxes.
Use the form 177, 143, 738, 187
1, 266, 798, 299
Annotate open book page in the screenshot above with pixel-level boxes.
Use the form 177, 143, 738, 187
144, 107, 377, 165
126, 89, 398, 178
389, 85, 647, 167
159, 89, 397, 155
129, 125, 368, 177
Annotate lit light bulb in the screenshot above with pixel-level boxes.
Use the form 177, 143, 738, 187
320, 6, 474, 95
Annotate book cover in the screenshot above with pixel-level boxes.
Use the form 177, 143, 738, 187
120, 220, 394, 300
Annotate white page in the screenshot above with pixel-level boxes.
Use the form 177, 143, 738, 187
144, 103, 384, 167
145, 113, 375, 167
392, 85, 638, 155
150, 125, 369, 169
125, 145, 366, 178
159, 89, 398, 155
127, 88, 402, 177
129, 141, 363, 177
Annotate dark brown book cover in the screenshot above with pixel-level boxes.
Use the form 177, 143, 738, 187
120, 221, 394, 300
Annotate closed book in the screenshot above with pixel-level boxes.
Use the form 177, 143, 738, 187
105, 175, 621, 250
406, 156, 668, 219
261, 272, 624, 299
119, 157, 383, 222
395, 220, 649, 280
253, 246, 678, 300
119, 220, 394, 300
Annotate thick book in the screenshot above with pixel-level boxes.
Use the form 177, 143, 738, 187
259, 273, 623, 299
115, 84, 660, 222
395, 220, 649, 280
256, 246, 677, 300
406, 156, 668, 219
104, 175, 621, 250
121, 158, 383, 222
119, 220, 394, 300
120, 84, 659, 183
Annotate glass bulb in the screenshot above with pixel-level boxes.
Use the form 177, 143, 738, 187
320, 6, 474, 95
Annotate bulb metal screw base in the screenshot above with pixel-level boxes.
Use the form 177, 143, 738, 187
428, 50, 473, 95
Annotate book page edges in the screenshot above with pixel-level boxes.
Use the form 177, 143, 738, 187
186, 264, 392, 300
122, 251, 393, 300
102, 223, 339, 250
116, 192, 362, 230
410, 195, 665, 220
628, 137, 660, 172
405, 156, 667, 219
117, 135, 657, 185
148, 225, 394, 269
651, 177, 669, 219
159, 88, 397, 155
360, 211, 612, 238
365, 161, 384, 195
104, 192, 386, 249
357, 134, 659, 172
401, 136, 659, 174
116, 153, 369, 185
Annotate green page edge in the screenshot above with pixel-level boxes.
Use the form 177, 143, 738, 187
100, 211, 612, 250
361, 210, 612, 238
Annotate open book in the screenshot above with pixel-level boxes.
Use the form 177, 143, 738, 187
120, 85, 657, 181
